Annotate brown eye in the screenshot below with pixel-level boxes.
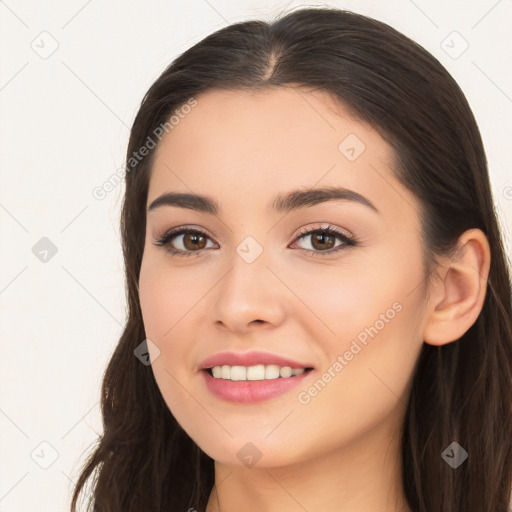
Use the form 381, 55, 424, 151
154, 228, 216, 256
182, 232, 207, 251
309, 232, 337, 250
292, 225, 356, 255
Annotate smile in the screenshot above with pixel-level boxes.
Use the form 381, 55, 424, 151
202, 366, 314, 403
209, 364, 308, 380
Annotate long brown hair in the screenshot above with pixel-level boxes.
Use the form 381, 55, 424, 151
71, 7, 512, 511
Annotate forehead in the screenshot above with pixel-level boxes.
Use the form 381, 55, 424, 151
148, 87, 418, 220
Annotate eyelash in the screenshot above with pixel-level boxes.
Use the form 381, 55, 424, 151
153, 224, 358, 259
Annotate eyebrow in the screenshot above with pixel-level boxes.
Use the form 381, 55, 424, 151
147, 186, 380, 215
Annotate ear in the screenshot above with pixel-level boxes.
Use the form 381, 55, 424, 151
422, 228, 491, 346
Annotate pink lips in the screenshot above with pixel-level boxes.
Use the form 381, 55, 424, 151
198, 350, 315, 403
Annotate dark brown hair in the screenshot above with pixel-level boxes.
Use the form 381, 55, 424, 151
71, 7, 512, 511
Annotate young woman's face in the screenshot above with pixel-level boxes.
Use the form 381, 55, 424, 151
139, 87, 429, 467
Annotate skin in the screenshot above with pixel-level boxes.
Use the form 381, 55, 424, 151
138, 87, 491, 512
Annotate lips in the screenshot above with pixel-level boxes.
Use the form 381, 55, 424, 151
202, 366, 313, 403
199, 350, 314, 371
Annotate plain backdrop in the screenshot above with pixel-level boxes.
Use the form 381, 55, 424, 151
0, 1, 511, 510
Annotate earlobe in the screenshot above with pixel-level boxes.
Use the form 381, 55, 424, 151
423, 229, 491, 347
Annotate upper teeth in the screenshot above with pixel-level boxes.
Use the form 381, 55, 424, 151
210, 364, 306, 381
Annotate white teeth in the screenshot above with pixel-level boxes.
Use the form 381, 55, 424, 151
280, 366, 292, 378
209, 364, 309, 381
265, 364, 280, 379
230, 366, 247, 381
247, 364, 265, 380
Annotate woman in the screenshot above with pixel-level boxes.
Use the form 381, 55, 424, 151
71, 7, 512, 512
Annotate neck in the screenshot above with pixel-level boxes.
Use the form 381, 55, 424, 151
205, 413, 411, 512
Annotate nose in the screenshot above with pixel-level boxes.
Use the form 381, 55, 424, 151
210, 245, 287, 335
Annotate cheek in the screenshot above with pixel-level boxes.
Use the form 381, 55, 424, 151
138, 258, 209, 405
283, 257, 395, 339
290, 252, 425, 415
138, 261, 190, 394
138, 257, 204, 341
291, 296, 423, 462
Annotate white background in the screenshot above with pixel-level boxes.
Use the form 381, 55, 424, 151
1, 1, 511, 510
